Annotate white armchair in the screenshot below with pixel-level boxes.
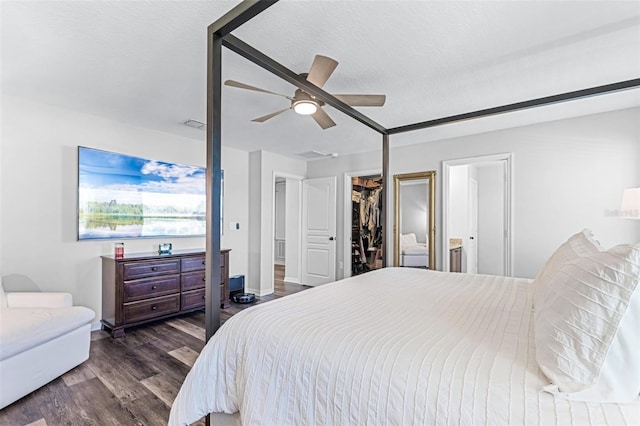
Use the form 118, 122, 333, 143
400, 233, 429, 267
0, 281, 94, 409
5, 291, 73, 308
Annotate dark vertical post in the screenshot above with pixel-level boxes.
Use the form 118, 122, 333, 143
205, 29, 222, 342
381, 133, 389, 267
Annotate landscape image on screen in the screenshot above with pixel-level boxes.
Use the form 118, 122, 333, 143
78, 146, 207, 239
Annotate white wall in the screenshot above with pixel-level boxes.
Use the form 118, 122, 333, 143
0, 95, 250, 326
449, 165, 469, 272
476, 163, 505, 275
0, 105, 2, 276
248, 150, 306, 295
220, 146, 250, 281
248, 151, 262, 294
308, 107, 640, 279
448, 166, 468, 242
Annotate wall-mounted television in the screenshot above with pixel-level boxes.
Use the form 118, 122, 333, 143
77, 146, 217, 240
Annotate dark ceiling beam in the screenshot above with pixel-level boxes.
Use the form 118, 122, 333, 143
208, 0, 279, 36
387, 78, 640, 135
222, 34, 388, 135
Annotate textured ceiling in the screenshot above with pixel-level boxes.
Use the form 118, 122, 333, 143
2, 1, 639, 159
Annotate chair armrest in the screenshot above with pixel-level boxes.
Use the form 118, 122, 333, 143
6, 292, 73, 308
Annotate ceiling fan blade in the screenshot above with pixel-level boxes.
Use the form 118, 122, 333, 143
334, 94, 386, 107
311, 107, 336, 130
251, 108, 290, 123
225, 80, 290, 98
306, 55, 339, 88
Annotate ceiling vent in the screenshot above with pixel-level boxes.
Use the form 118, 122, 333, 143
184, 119, 206, 129
297, 151, 339, 160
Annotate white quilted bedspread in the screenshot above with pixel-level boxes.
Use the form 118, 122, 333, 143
169, 267, 639, 426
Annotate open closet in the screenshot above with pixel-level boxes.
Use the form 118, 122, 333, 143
351, 175, 383, 276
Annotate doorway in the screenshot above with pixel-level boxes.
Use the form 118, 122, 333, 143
350, 174, 383, 276
342, 169, 382, 278
442, 153, 513, 276
274, 178, 286, 267
271, 172, 303, 293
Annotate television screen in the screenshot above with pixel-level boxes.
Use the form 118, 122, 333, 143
78, 146, 214, 240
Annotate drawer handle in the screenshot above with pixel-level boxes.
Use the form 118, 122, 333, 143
202, 277, 206, 281
202, 295, 206, 300
151, 305, 158, 310
151, 267, 158, 271
202, 260, 206, 265
151, 285, 158, 290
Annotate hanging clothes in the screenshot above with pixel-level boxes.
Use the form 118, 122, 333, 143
355, 186, 382, 248
367, 187, 382, 246
352, 177, 383, 274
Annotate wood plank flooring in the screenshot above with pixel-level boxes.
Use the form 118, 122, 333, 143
0, 265, 307, 426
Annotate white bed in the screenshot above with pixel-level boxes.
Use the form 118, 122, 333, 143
169, 267, 640, 425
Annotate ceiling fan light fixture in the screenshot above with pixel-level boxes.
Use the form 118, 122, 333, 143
293, 100, 318, 115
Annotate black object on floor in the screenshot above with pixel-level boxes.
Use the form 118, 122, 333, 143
232, 293, 256, 304
229, 274, 245, 296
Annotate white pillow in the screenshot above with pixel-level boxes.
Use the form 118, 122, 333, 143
534, 229, 602, 308
401, 233, 417, 248
534, 243, 640, 402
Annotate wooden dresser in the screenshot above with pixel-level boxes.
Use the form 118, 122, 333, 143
101, 248, 230, 338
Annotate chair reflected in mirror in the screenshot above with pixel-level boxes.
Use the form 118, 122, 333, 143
394, 171, 436, 269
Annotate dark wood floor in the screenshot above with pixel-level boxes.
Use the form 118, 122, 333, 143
0, 265, 307, 426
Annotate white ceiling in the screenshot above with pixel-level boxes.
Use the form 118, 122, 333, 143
2, 1, 639, 159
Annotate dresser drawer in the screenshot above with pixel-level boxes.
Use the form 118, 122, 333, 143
181, 269, 225, 291
181, 254, 226, 272
123, 259, 180, 280
181, 289, 205, 311
181, 256, 206, 273
124, 294, 180, 324
123, 275, 180, 302
181, 270, 206, 291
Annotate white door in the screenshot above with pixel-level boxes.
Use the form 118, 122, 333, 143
301, 177, 337, 286
467, 178, 478, 274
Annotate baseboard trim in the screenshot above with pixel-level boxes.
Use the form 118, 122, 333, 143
247, 287, 273, 297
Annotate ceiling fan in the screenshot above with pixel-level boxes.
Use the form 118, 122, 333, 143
224, 55, 386, 129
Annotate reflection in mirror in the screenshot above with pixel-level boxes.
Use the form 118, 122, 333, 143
394, 171, 436, 269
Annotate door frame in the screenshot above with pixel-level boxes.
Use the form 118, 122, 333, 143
271, 171, 304, 292
343, 169, 382, 279
442, 153, 513, 276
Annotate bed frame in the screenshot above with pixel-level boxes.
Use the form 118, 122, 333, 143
202, 0, 640, 344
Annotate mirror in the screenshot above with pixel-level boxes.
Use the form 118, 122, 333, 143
394, 171, 436, 269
